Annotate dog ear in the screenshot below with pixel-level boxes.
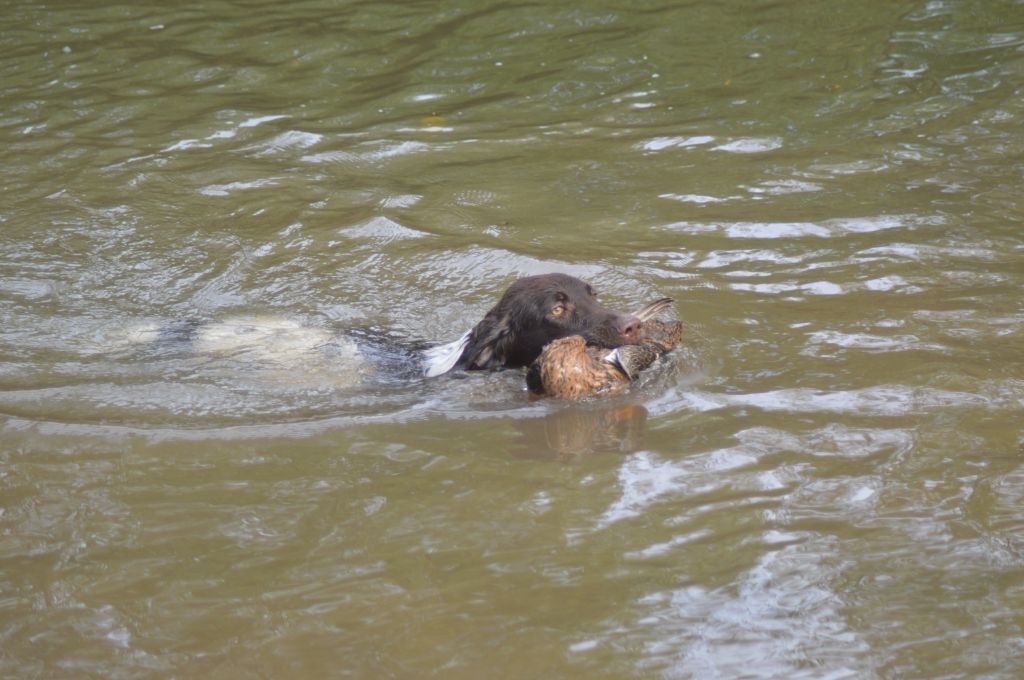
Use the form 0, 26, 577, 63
457, 312, 516, 370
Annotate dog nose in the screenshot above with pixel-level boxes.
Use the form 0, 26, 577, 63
617, 315, 643, 342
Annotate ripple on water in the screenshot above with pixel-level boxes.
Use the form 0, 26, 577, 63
802, 329, 947, 355
712, 137, 784, 153
596, 449, 756, 528
678, 385, 996, 417
622, 540, 870, 679
301, 140, 437, 165
594, 424, 914, 531
660, 214, 938, 239
241, 130, 323, 157
198, 178, 282, 196
638, 135, 716, 152
336, 216, 431, 245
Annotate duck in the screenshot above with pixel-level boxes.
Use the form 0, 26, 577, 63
526, 298, 682, 400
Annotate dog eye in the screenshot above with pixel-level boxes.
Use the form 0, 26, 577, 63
550, 304, 566, 317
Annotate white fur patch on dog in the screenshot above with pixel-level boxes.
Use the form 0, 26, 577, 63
422, 329, 470, 377
194, 315, 355, 361
96, 315, 367, 387
192, 316, 365, 385
119, 321, 163, 345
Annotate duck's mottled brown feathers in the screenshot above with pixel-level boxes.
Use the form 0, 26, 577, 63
637, 317, 683, 350
527, 315, 683, 400
526, 336, 632, 399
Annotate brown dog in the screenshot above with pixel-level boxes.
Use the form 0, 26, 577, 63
424, 273, 642, 376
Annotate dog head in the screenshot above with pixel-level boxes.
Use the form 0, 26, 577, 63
449, 273, 642, 372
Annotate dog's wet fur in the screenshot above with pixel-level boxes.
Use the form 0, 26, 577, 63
424, 273, 642, 377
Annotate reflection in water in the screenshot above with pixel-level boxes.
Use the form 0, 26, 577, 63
517, 403, 650, 459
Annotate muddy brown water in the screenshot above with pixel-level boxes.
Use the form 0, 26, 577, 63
2, 1, 1023, 677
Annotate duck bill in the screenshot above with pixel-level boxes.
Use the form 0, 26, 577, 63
632, 297, 674, 322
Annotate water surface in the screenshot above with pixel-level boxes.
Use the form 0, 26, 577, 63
2, 1, 1023, 677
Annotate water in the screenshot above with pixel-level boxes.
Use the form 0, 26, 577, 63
2, 0, 1023, 677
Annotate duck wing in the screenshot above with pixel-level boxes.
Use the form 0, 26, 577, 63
604, 344, 665, 380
